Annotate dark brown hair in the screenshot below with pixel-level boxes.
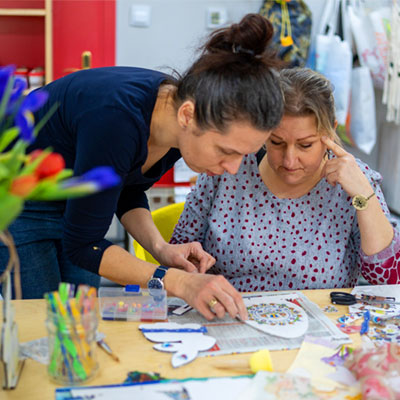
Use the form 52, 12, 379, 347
173, 14, 284, 133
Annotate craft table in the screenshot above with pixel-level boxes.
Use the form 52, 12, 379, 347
1, 288, 361, 399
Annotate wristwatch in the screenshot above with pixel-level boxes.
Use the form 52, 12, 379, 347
147, 265, 169, 294
352, 192, 375, 211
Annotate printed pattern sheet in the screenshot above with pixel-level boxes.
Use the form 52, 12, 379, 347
168, 291, 350, 356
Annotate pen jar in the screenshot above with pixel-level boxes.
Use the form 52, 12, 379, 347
46, 307, 99, 385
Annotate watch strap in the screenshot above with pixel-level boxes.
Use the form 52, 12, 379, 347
365, 192, 375, 201
152, 265, 169, 280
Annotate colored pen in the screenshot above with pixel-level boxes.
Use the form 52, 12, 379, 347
97, 339, 120, 362
360, 310, 370, 335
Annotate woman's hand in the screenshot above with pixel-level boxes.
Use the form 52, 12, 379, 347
321, 137, 373, 197
165, 269, 248, 321
155, 241, 216, 273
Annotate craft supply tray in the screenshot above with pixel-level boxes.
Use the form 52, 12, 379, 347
98, 285, 167, 321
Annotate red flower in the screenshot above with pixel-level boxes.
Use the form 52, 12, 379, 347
10, 175, 39, 197
29, 150, 66, 179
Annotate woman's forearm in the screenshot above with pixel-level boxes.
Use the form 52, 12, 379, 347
120, 207, 167, 259
357, 196, 394, 255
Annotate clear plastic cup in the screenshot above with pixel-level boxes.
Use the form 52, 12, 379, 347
46, 307, 98, 385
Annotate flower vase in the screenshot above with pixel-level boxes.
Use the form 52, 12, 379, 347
0, 230, 25, 389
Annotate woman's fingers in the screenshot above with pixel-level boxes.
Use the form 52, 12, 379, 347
321, 136, 348, 157
181, 273, 247, 321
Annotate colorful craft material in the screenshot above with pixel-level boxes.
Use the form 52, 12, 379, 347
371, 313, 400, 325
98, 286, 167, 321
243, 298, 309, 338
321, 345, 353, 367
368, 325, 400, 345
44, 283, 98, 384
123, 371, 164, 384
323, 305, 339, 313
336, 324, 362, 334
337, 313, 363, 325
345, 343, 400, 399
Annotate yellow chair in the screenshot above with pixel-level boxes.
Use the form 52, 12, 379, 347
133, 202, 185, 264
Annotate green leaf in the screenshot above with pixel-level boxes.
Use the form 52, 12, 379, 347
4, 140, 27, 177
0, 127, 20, 152
0, 194, 23, 231
29, 183, 97, 201
0, 163, 9, 181
25, 178, 58, 199
0, 73, 14, 122
46, 168, 74, 182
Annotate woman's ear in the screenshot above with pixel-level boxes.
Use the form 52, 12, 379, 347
177, 100, 195, 129
334, 120, 338, 130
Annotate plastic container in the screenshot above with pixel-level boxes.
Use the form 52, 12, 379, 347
46, 307, 98, 385
99, 285, 167, 321
28, 67, 45, 90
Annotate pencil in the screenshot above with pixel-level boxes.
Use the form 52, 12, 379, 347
97, 339, 120, 362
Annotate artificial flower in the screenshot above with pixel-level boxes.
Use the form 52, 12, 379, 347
0, 65, 121, 231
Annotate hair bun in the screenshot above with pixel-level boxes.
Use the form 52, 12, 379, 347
205, 13, 274, 57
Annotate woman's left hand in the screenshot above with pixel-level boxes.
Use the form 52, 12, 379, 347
155, 242, 216, 273
321, 137, 373, 197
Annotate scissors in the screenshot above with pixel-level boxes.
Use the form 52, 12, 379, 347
330, 291, 359, 305
330, 291, 394, 308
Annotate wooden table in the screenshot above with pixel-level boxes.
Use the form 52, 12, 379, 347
1, 288, 360, 399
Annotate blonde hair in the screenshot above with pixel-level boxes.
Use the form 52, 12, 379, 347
280, 68, 341, 144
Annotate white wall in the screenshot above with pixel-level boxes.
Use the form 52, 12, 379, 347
117, 0, 262, 73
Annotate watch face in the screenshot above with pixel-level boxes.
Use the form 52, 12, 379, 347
352, 195, 368, 211
148, 278, 164, 291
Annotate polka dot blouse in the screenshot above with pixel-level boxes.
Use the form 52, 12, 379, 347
170, 153, 400, 292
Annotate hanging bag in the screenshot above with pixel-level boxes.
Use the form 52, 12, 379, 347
348, 1, 391, 89
259, 0, 312, 67
315, 0, 352, 141
349, 66, 377, 154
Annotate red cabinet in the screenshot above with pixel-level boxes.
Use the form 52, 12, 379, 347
0, 0, 115, 83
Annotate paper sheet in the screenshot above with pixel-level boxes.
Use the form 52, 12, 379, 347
287, 336, 356, 391
169, 292, 350, 356
19, 332, 105, 365
237, 371, 361, 400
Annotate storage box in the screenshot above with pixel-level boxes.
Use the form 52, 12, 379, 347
98, 285, 167, 321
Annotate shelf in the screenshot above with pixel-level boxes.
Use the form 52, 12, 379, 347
0, 0, 52, 83
0, 8, 46, 16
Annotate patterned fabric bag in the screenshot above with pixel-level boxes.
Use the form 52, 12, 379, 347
259, 0, 312, 67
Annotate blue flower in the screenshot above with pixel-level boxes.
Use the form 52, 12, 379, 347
0, 65, 15, 101
8, 77, 28, 112
15, 89, 49, 143
61, 167, 121, 191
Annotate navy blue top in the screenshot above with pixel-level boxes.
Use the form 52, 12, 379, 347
31, 67, 181, 274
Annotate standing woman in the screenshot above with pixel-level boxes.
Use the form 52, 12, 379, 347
0, 14, 283, 320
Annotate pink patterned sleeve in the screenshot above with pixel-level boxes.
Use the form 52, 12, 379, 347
357, 161, 400, 284
360, 228, 400, 284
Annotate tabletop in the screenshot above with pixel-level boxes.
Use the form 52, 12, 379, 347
1, 287, 361, 399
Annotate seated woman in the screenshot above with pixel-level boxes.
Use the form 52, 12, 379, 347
171, 68, 400, 291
